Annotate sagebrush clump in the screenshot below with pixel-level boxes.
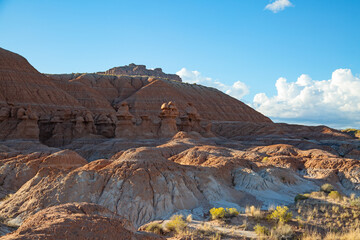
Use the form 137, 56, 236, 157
270, 224, 294, 239
269, 206, 292, 223
328, 191, 342, 201
254, 224, 269, 237
209, 207, 239, 219
225, 208, 239, 218
210, 207, 226, 219
145, 222, 164, 235
321, 183, 335, 193
165, 215, 187, 233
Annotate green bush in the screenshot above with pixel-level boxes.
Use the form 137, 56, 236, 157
145, 222, 164, 235
328, 191, 342, 201
210, 207, 226, 219
269, 206, 292, 224
350, 198, 360, 208
165, 215, 187, 233
320, 183, 335, 193
225, 208, 239, 218
270, 224, 294, 239
254, 224, 269, 236
294, 194, 309, 202
210, 207, 239, 219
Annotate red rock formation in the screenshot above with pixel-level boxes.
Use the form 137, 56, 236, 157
121, 78, 272, 122
0, 147, 256, 228
115, 102, 135, 138
105, 63, 182, 82
158, 101, 179, 137
0, 148, 87, 198
1, 202, 162, 240
0, 48, 84, 114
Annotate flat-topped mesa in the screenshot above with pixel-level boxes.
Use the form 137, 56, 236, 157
104, 63, 182, 82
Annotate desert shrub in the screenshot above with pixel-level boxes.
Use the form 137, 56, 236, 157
301, 231, 322, 240
294, 193, 309, 202
210, 207, 226, 220
165, 215, 187, 233
350, 198, 360, 209
225, 208, 239, 218
350, 193, 356, 200
341, 228, 360, 239
145, 222, 164, 235
321, 183, 335, 193
195, 223, 216, 236
310, 191, 326, 199
270, 224, 294, 240
323, 228, 360, 240
332, 205, 340, 213
195, 223, 223, 239
245, 205, 262, 218
269, 206, 292, 224
210, 207, 239, 219
254, 224, 269, 236
328, 191, 342, 201
210, 232, 221, 240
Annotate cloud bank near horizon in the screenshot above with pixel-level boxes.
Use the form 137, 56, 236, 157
177, 67, 360, 129
176, 68, 249, 100
252, 69, 360, 128
265, 0, 293, 13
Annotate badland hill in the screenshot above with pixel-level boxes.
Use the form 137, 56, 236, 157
0, 47, 359, 239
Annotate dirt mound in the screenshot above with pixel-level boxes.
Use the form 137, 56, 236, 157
1, 202, 162, 240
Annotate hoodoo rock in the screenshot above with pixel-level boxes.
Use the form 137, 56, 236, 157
159, 101, 179, 137
115, 102, 135, 138
116, 78, 272, 123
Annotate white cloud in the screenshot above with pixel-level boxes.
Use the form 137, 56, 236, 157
253, 69, 360, 128
265, 0, 293, 13
177, 68, 249, 99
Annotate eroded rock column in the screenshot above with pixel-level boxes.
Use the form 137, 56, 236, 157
158, 101, 179, 137
115, 103, 135, 138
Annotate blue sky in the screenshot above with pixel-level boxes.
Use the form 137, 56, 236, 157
1, 0, 359, 128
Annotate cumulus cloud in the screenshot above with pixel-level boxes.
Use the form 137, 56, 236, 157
253, 69, 360, 128
177, 68, 249, 100
265, 0, 293, 13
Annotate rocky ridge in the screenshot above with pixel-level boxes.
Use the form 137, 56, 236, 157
104, 63, 182, 82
